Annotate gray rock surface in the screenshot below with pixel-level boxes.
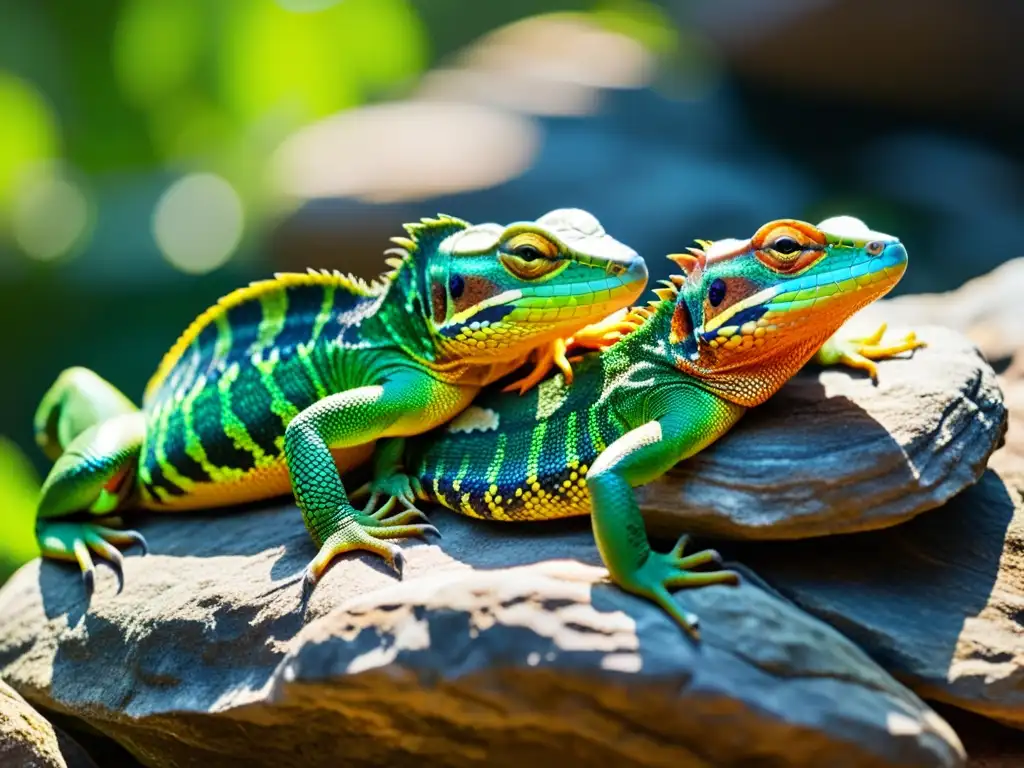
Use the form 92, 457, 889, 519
639, 324, 1006, 540
0, 500, 964, 768
727, 466, 1024, 731
1, 678, 97, 768
727, 361, 1024, 731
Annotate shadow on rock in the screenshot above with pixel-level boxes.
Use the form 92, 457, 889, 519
724, 468, 1020, 726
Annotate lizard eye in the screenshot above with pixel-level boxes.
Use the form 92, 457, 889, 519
499, 232, 562, 280
865, 240, 885, 256
708, 278, 727, 307
771, 236, 802, 255
449, 274, 465, 299
512, 244, 545, 262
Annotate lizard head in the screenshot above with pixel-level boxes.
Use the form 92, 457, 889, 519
411, 208, 647, 363
663, 216, 908, 406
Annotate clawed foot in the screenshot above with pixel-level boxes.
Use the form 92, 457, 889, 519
817, 322, 926, 382
503, 312, 638, 395
37, 517, 148, 597
565, 308, 637, 353
301, 505, 440, 600
619, 534, 740, 640
502, 338, 573, 394
350, 472, 430, 521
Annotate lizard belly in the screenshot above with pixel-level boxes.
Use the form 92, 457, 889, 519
138, 443, 375, 512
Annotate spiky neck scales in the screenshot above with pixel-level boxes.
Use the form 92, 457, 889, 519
371, 215, 470, 366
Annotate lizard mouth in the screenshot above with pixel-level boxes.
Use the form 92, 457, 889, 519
438, 257, 647, 337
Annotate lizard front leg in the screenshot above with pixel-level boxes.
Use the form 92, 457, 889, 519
585, 386, 745, 639
286, 368, 472, 593
814, 322, 925, 381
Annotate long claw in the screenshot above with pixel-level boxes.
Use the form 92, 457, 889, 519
367, 496, 395, 520
663, 569, 740, 589
93, 525, 148, 556
669, 533, 691, 559
39, 519, 146, 596
85, 532, 126, 594
675, 549, 723, 570
375, 508, 430, 527
360, 492, 381, 516
302, 511, 419, 594
649, 585, 701, 641
73, 539, 96, 599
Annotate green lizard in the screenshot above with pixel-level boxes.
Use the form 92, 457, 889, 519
32, 209, 648, 595
387, 216, 924, 637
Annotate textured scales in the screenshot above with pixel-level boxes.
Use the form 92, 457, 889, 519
137, 269, 385, 510
402, 216, 924, 637
31, 209, 649, 597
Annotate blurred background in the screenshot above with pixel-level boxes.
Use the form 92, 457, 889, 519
1, 0, 1023, 584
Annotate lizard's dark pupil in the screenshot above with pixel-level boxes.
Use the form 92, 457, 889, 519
773, 237, 800, 254
708, 278, 726, 307
449, 274, 465, 299
516, 246, 542, 261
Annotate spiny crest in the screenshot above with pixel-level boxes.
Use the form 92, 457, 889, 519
143, 269, 384, 403
380, 213, 470, 282
618, 243, 706, 331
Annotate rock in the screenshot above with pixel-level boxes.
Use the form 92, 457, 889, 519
1, 678, 97, 768
0, 501, 964, 768
638, 324, 1006, 540
990, 357, 1024, 481
724, 466, 1024, 730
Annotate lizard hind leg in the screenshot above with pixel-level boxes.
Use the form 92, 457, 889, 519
36, 411, 149, 596
34, 366, 139, 462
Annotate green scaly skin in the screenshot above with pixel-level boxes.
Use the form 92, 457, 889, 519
397, 215, 925, 638
32, 209, 648, 598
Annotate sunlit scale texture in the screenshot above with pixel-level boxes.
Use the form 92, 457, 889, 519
129, 209, 646, 511
410, 353, 623, 521
137, 272, 382, 508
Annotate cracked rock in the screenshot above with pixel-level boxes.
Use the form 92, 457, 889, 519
0, 500, 964, 768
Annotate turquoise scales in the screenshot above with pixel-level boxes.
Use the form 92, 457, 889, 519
406, 317, 685, 523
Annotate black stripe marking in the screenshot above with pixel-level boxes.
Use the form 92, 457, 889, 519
274, 284, 326, 354
272, 356, 320, 415
163, 409, 212, 484
229, 365, 283, 457
224, 296, 263, 364
144, 459, 187, 498
190, 387, 257, 472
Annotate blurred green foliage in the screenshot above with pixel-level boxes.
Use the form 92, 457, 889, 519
0, 0, 631, 587
0, 436, 41, 584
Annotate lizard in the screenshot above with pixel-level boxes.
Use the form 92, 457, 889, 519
383, 215, 925, 638
31, 208, 649, 596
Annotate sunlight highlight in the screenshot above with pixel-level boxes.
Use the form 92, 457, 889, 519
12, 166, 91, 262
153, 172, 244, 274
